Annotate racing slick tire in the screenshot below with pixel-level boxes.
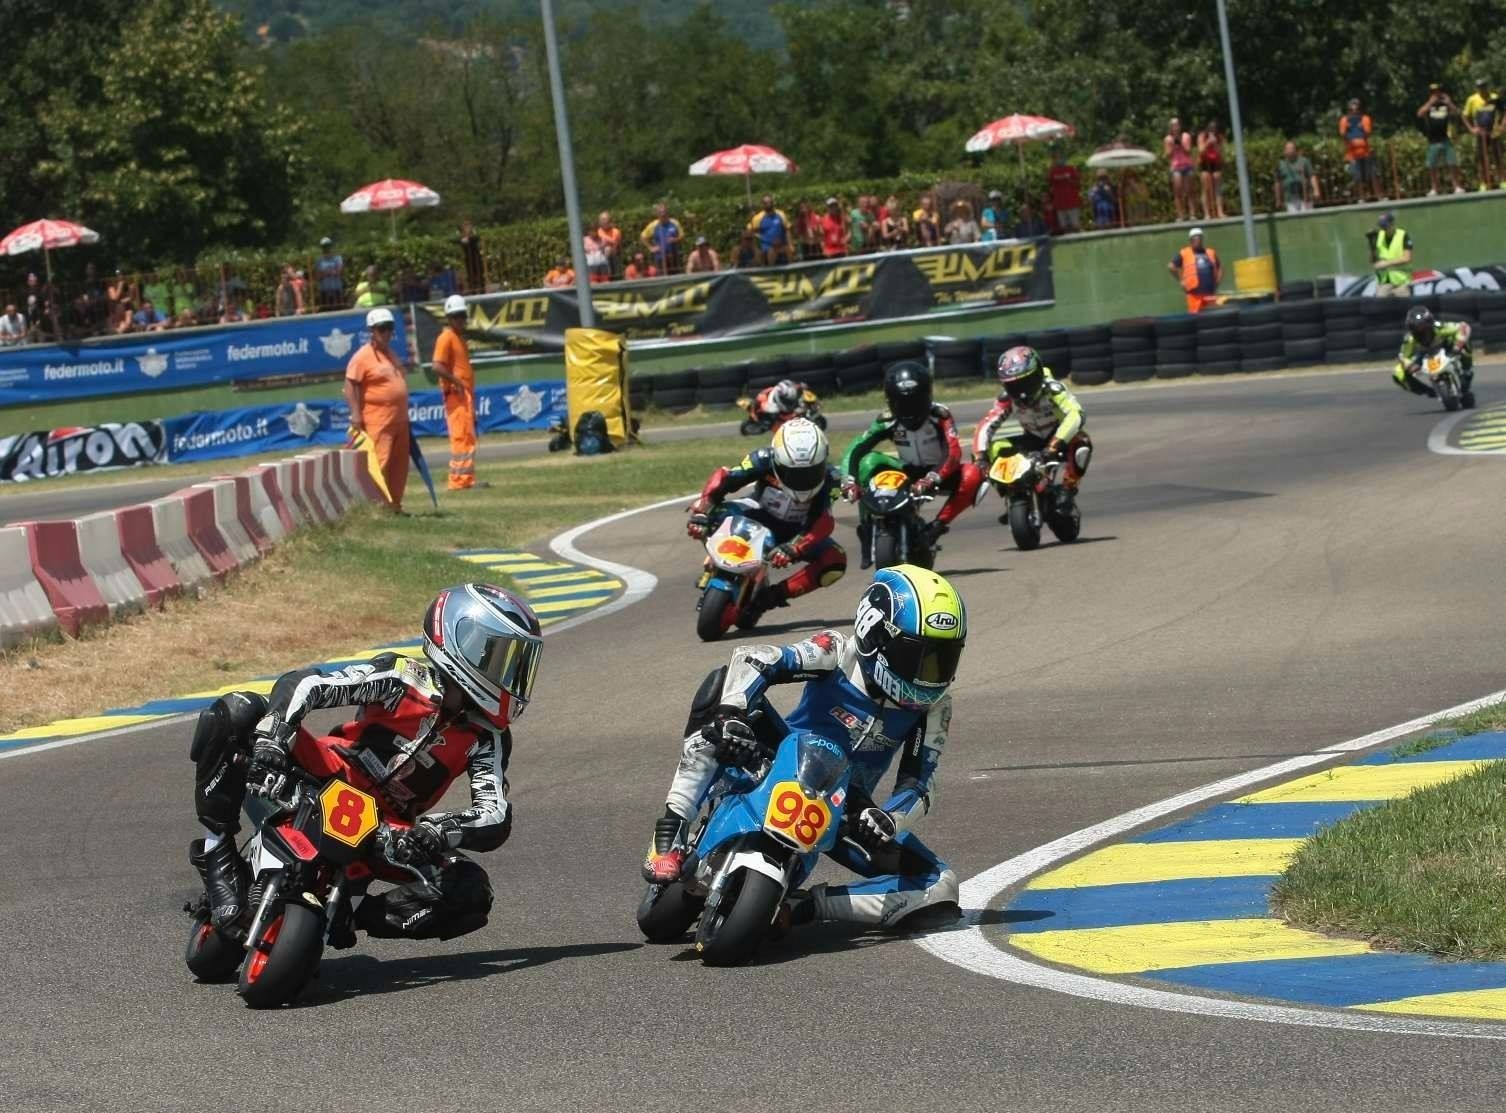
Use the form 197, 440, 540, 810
873, 525, 905, 570
1008, 498, 1042, 551
236, 900, 324, 1009
696, 586, 736, 642
696, 868, 783, 967
637, 881, 706, 944
184, 910, 246, 983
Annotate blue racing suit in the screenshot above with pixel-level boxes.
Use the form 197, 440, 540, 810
664, 629, 958, 927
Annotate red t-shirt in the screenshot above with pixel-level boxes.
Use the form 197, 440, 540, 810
1049, 164, 1082, 210
821, 212, 847, 257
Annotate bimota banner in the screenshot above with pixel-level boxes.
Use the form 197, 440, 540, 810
1337, 263, 1506, 298
0, 421, 167, 483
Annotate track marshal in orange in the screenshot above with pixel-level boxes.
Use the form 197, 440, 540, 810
432, 294, 478, 490
344, 307, 412, 512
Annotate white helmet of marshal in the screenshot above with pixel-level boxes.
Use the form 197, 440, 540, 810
770, 417, 829, 500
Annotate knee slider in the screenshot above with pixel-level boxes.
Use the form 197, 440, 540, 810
818, 561, 846, 587
1073, 443, 1092, 474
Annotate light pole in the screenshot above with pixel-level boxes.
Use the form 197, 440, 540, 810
1215, 0, 1258, 258
540, 0, 595, 327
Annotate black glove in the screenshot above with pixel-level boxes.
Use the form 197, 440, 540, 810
855, 806, 898, 845
247, 734, 290, 796
706, 711, 760, 767
393, 820, 448, 865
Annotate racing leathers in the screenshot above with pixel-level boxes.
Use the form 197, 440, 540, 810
689, 448, 846, 608
973, 371, 1092, 493
1393, 321, 1473, 396
190, 652, 511, 940
753, 383, 809, 423
653, 632, 959, 928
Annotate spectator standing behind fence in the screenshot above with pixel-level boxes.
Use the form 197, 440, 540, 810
396, 268, 428, 304
1196, 120, 1227, 220
684, 235, 721, 274
1416, 84, 1465, 195
640, 202, 683, 274
1089, 171, 1117, 228
1339, 99, 1382, 202
1048, 152, 1083, 233
458, 219, 485, 293
847, 196, 873, 254
794, 201, 823, 260
594, 212, 623, 275
1014, 201, 1049, 239
432, 294, 478, 492
1168, 227, 1221, 314
275, 264, 305, 316
820, 197, 850, 257
747, 194, 792, 265
979, 190, 1009, 242
880, 195, 910, 248
134, 297, 168, 331
353, 265, 389, 308
544, 257, 575, 288
583, 230, 611, 284
624, 251, 657, 280
0, 305, 25, 346
345, 307, 411, 513
428, 262, 458, 299
1462, 78, 1502, 191
945, 200, 980, 244
732, 230, 760, 269
1369, 211, 1412, 297
1164, 117, 1196, 222
1274, 141, 1321, 212
913, 193, 941, 246
315, 238, 344, 309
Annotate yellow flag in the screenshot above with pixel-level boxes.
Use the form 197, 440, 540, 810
346, 426, 392, 501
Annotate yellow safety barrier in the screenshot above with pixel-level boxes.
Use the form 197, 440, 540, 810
1234, 253, 1276, 294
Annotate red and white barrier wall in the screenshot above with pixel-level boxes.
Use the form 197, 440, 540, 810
0, 448, 382, 646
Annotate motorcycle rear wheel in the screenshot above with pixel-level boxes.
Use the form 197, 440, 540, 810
184, 911, 245, 983
636, 881, 706, 943
696, 869, 784, 967
696, 586, 736, 642
873, 526, 904, 570
1008, 499, 1042, 551
1047, 503, 1081, 544
237, 900, 324, 1009
739, 419, 765, 436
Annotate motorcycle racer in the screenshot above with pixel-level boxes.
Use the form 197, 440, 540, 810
1393, 305, 1474, 401
642, 565, 966, 930
189, 583, 542, 943
687, 418, 846, 624
754, 379, 808, 423
972, 346, 1092, 521
840, 362, 982, 568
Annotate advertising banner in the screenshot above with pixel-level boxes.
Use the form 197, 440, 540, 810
162, 380, 566, 464
0, 421, 167, 483
1337, 263, 1506, 298
0, 310, 405, 406
411, 239, 1055, 361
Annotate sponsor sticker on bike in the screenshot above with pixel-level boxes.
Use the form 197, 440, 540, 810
763, 781, 833, 851
318, 779, 378, 848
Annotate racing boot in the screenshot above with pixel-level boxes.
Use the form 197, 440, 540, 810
920, 519, 950, 551
642, 812, 687, 884
190, 837, 250, 929
771, 888, 816, 937
858, 517, 874, 571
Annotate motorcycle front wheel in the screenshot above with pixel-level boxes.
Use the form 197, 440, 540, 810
873, 524, 904, 570
1437, 376, 1461, 412
1009, 498, 1042, 551
637, 881, 706, 943
696, 869, 784, 967
184, 911, 245, 983
237, 900, 324, 1009
697, 586, 736, 642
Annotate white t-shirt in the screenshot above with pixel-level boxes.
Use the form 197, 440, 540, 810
0, 311, 26, 343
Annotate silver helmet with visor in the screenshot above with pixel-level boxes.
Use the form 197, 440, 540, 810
423, 583, 543, 726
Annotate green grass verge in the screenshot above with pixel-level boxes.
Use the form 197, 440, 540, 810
1272, 700, 1506, 961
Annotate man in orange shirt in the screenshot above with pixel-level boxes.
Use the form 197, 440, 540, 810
543, 258, 575, 288
1166, 227, 1222, 314
432, 294, 478, 490
595, 211, 623, 275
345, 307, 412, 512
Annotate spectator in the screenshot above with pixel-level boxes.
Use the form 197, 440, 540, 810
794, 201, 824, 261
0, 304, 25, 346
1164, 116, 1196, 221
110, 300, 136, 334
624, 251, 658, 280
315, 237, 344, 309
344, 307, 411, 514
141, 269, 170, 315
396, 267, 428, 304
75, 263, 108, 331
353, 265, 390, 308
639, 202, 683, 274
106, 269, 135, 311
1048, 151, 1083, 233
1339, 98, 1382, 202
820, 196, 850, 257
169, 267, 199, 319
1089, 171, 1118, 228
747, 194, 792, 265
1369, 211, 1412, 298
684, 235, 721, 274
732, 230, 761, 269
172, 310, 197, 330
1274, 140, 1321, 212
1014, 201, 1049, 239
275, 264, 306, 316
848, 195, 874, 254
427, 261, 459, 299
1167, 226, 1221, 314
458, 219, 485, 293
594, 211, 623, 275
1462, 78, 1502, 191
1196, 119, 1227, 220
944, 199, 979, 244
913, 193, 941, 247
979, 190, 1009, 242
133, 297, 168, 331
583, 230, 611, 283
1417, 84, 1466, 195
218, 300, 248, 324
879, 194, 910, 249
544, 257, 575, 287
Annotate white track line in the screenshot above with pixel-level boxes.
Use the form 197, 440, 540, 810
0, 494, 693, 762
1428, 402, 1506, 456
918, 688, 1506, 1040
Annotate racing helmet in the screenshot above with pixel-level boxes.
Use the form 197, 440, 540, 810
853, 565, 967, 710
1406, 305, 1437, 345
772, 379, 801, 410
422, 583, 544, 726
770, 418, 830, 499
884, 361, 933, 430
997, 345, 1045, 402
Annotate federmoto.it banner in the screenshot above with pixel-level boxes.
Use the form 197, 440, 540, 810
412, 239, 1055, 362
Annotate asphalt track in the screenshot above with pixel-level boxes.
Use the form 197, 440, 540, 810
4, 364, 1506, 1112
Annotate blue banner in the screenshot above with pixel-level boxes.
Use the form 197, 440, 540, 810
162, 380, 567, 463
0, 311, 405, 405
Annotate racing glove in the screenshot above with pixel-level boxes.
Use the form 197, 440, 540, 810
840, 476, 860, 504
769, 542, 799, 569
705, 711, 760, 767
686, 498, 712, 540
1044, 438, 1064, 461
855, 806, 899, 845
394, 820, 449, 865
247, 733, 291, 797
911, 471, 941, 496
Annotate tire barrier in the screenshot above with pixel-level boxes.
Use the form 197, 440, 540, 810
0, 449, 381, 647
651, 290, 1506, 401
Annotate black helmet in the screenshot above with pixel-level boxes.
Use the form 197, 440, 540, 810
883, 361, 933, 430
997, 345, 1045, 402
1406, 305, 1436, 345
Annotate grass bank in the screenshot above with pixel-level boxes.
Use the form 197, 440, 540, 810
1272, 702, 1506, 961
0, 435, 755, 734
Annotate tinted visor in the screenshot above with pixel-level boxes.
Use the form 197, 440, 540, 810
1004, 371, 1041, 400
776, 461, 827, 495
453, 615, 542, 708
1409, 322, 1435, 342
880, 634, 964, 688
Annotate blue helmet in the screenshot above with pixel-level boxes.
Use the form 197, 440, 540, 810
853, 565, 967, 709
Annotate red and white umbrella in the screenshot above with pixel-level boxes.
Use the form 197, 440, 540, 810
340, 179, 441, 241
966, 115, 1076, 187
689, 144, 798, 204
1, 219, 101, 337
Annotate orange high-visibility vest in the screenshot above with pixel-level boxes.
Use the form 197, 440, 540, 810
1178, 245, 1218, 293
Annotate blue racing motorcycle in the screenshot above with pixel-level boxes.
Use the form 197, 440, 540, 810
636, 721, 855, 966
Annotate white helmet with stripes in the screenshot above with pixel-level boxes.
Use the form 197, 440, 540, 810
770, 418, 829, 500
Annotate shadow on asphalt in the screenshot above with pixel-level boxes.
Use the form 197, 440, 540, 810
753, 615, 849, 637
305, 941, 641, 1003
